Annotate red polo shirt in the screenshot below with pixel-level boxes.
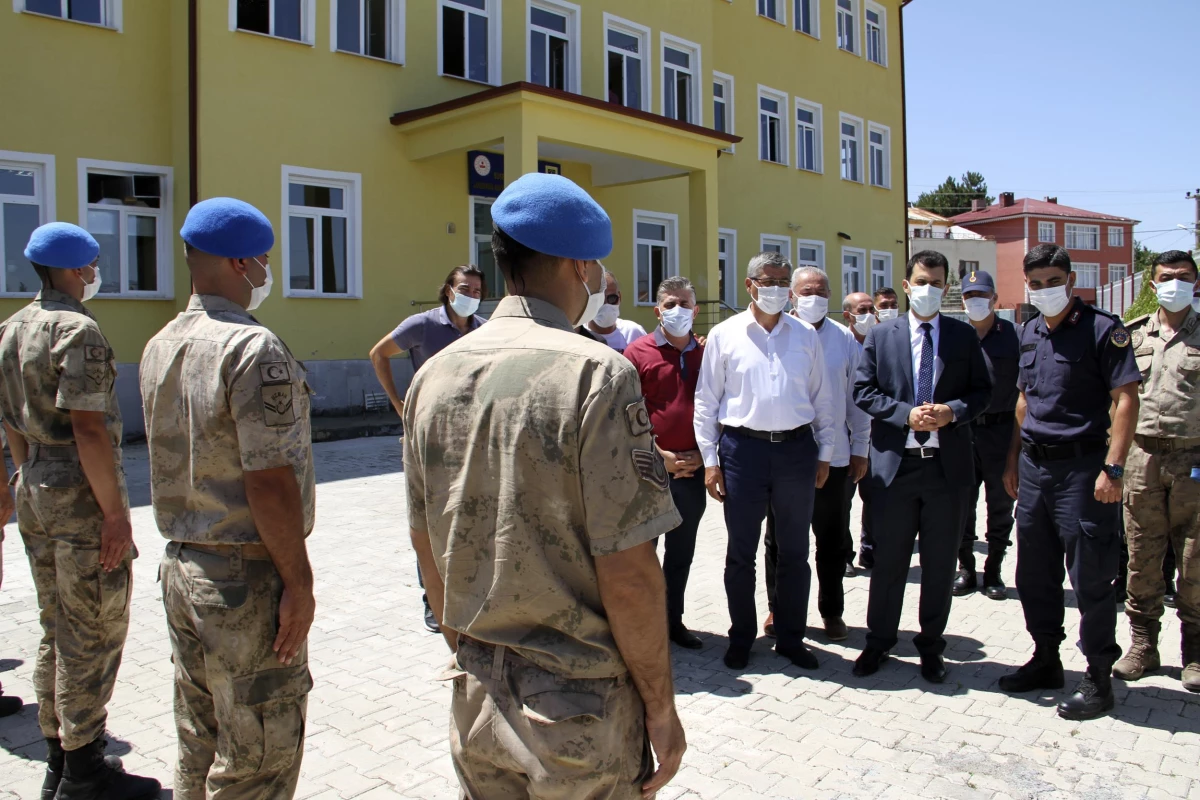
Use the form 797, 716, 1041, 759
624, 328, 704, 453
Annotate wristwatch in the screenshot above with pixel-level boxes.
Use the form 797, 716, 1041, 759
1103, 464, 1124, 480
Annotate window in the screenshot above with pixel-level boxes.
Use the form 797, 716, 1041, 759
1108, 226, 1125, 248
841, 247, 865, 297
840, 114, 863, 182
757, 0, 784, 24
870, 251, 892, 293
713, 72, 735, 151
1038, 221, 1055, 243
439, 0, 499, 85
662, 35, 701, 125
1108, 264, 1128, 283
868, 123, 889, 188
760, 234, 791, 263
759, 86, 788, 165
865, 1, 886, 65
334, 0, 404, 62
796, 239, 825, 271
528, 0, 580, 93
794, 0, 818, 37
78, 159, 173, 298
718, 228, 738, 307
634, 211, 678, 305
233, 0, 312, 43
836, 0, 857, 54
794, 98, 822, 173
1064, 223, 1100, 250
0, 152, 55, 296
21, 0, 120, 27
1074, 263, 1099, 289
604, 15, 649, 111
471, 197, 502, 298
282, 166, 362, 298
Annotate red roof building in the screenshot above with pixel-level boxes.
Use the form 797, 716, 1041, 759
950, 192, 1139, 311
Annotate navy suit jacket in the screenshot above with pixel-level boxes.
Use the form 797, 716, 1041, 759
853, 314, 993, 489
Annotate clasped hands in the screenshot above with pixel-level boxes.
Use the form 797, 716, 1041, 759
907, 402, 953, 432
660, 448, 703, 479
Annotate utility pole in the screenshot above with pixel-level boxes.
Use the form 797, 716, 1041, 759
1188, 189, 1200, 253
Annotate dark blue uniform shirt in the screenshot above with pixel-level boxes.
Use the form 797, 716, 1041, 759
1017, 298, 1141, 445
980, 317, 1020, 414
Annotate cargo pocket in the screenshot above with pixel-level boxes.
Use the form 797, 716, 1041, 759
31, 461, 85, 489
515, 667, 609, 727
233, 663, 313, 775
1079, 516, 1119, 585
189, 577, 249, 609
99, 561, 131, 621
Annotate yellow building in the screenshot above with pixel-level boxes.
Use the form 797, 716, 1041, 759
0, 0, 910, 430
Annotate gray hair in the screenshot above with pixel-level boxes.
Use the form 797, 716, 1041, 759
747, 251, 792, 280
656, 275, 696, 305
791, 266, 828, 292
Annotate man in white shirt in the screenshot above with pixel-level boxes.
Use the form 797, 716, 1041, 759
762, 268, 871, 643
695, 252, 835, 671
588, 271, 647, 352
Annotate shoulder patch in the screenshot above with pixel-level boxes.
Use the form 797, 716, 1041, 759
261, 384, 296, 426
85, 345, 108, 363
1110, 329, 1130, 348
632, 448, 669, 490
626, 400, 653, 437
259, 361, 291, 385
1131, 330, 1145, 349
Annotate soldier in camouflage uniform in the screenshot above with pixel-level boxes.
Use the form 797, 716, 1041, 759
140, 198, 316, 799
405, 173, 687, 799
0, 223, 159, 799
1114, 250, 1200, 692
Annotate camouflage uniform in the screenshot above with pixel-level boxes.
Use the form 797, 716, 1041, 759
140, 294, 315, 799
0, 288, 132, 751
405, 296, 682, 800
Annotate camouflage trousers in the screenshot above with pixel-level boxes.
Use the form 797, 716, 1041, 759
1123, 442, 1200, 628
448, 637, 652, 800
15, 453, 133, 751
161, 542, 311, 800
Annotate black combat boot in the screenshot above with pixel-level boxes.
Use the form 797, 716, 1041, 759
42, 738, 65, 800
998, 645, 1065, 693
1057, 667, 1116, 720
55, 737, 160, 800
982, 550, 1007, 601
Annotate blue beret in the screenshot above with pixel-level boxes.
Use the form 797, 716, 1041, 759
962, 269, 995, 293
24, 223, 99, 270
180, 197, 274, 259
491, 173, 611, 261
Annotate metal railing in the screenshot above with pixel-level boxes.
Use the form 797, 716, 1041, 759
694, 300, 739, 334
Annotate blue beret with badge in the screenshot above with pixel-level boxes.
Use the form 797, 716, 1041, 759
180, 197, 275, 259
961, 270, 995, 294
24, 222, 100, 269
491, 173, 612, 261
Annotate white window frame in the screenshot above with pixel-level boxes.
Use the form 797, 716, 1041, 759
836, 0, 859, 55
758, 85, 789, 166
468, 195, 503, 299
281, 165, 363, 299
757, 0, 785, 25
712, 71, 736, 154
1108, 264, 1128, 283
794, 0, 818, 38
839, 112, 864, 183
1038, 220, 1055, 243
870, 250, 892, 293
633, 209, 679, 307
526, 0, 581, 93
77, 158, 174, 300
1108, 226, 1125, 248
864, 0, 886, 66
17, 0, 122, 30
229, 0, 317, 45
660, 33, 702, 126
794, 97, 823, 173
1073, 262, 1100, 290
1065, 223, 1100, 251
0, 151, 56, 298
760, 234, 791, 263
867, 121, 890, 189
330, 0, 405, 63
796, 238, 825, 272
437, 0, 503, 86
602, 13, 650, 112
718, 228, 738, 308
841, 246, 866, 299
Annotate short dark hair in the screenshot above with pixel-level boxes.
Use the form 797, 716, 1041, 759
31, 264, 54, 290
905, 250, 948, 281
873, 286, 897, 301
491, 226, 558, 294
1023, 243, 1072, 273
438, 264, 488, 307
1153, 249, 1198, 280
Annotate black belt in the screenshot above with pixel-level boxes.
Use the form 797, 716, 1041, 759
727, 424, 811, 443
976, 412, 1015, 427
903, 446, 939, 460
1022, 440, 1107, 462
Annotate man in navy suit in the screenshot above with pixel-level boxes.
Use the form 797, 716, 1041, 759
851, 250, 993, 682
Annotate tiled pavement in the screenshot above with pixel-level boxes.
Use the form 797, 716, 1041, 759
1, 436, 1198, 799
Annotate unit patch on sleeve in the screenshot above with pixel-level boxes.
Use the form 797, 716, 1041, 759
261, 384, 297, 427
259, 361, 291, 385
1110, 329, 1130, 348
625, 400, 654, 437
85, 345, 108, 363
631, 448, 669, 490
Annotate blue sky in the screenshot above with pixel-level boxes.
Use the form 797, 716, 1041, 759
903, 0, 1198, 253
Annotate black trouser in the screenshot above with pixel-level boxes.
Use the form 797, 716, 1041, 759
959, 420, 1016, 565
849, 481, 875, 563
766, 465, 850, 619
866, 453, 967, 656
659, 471, 707, 628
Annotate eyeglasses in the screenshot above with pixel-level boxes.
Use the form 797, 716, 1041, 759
751, 278, 790, 289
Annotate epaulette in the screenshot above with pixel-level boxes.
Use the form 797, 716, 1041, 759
1123, 313, 1151, 329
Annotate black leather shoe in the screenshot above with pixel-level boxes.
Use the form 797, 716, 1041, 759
1057, 673, 1115, 720
776, 643, 819, 670
982, 573, 1007, 601
999, 652, 1065, 693
724, 646, 751, 670
823, 617, 848, 642
858, 550, 875, 570
852, 647, 889, 677
423, 604, 440, 633
920, 654, 948, 683
669, 626, 704, 650
952, 568, 977, 597
844, 561, 856, 578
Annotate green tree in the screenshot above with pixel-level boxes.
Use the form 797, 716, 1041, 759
1123, 241, 1159, 321
914, 171, 996, 219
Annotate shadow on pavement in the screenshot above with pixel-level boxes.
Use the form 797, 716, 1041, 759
0, 658, 23, 673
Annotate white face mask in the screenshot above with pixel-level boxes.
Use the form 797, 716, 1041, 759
907, 284, 943, 317
449, 289, 481, 318
963, 297, 993, 322
592, 302, 620, 329
876, 308, 899, 321
852, 313, 877, 335
1028, 284, 1070, 318
575, 265, 606, 328
793, 294, 829, 324
81, 270, 102, 303
1155, 279, 1195, 313
244, 259, 273, 311
754, 285, 791, 316
659, 305, 694, 337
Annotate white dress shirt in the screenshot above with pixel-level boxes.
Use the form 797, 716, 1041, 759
596, 318, 648, 352
803, 317, 872, 468
906, 310, 942, 449
694, 309, 835, 467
